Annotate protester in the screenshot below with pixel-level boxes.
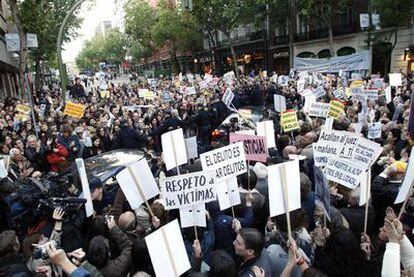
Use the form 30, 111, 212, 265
0, 70, 412, 277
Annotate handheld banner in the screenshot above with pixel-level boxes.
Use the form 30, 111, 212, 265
216, 177, 241, 211
256, 120, 276, 148
160, 171, 216, 210
179, 203, 207, 228
64, 102, 85, 118
229, 133, 268, 162
328, 100, 345, 120
161, 128, 188, 171
281, 110, 299, 132
274, 95, 286, 112
308, 102, 330, 118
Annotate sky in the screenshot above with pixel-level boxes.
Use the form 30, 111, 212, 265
62, 0, 115, 64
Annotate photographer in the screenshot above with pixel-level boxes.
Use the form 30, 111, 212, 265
87, 216, 132, 277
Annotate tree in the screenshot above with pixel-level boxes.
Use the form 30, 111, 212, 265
9, 0, 82, 89
192, 0, 257, 77
76, 28, 128, 71
371, 0, 414, 73
301, 0, 352, 57
124, 0, 158, 58
152, 1, 202, 73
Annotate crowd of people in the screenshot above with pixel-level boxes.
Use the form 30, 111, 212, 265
0, 68, 413, 277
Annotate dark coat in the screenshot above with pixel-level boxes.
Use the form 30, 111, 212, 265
25, 145, 46, 171
111, 127, 147, 150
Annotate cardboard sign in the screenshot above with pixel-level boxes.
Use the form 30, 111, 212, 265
328, 100, 345, 120
324, 158, 364, 189
350, 79, 364, 88
256, 120, 276, 148
308, 102, 330, 118
385, 86, 392, 104
267, 160, 301, 217
313, 130, 348, 166
280, 110, 299, 132
0, 159, 7, 178
324, 117, 334, 130
365, 89, 379, 101
395, 148, 414, 204
229, 133, 268, 162
161, 128, 188, 171
278, 75, 289, 86
200, 142, 247, 182
222, 88, 234, 107
145, 220, 191, 277
273, 95, 286, 112
144, 90, 155, 100
160, 171, 216, 210
351, 86, 367, 103
138, 89, 149, 98
64, 102, 85, 118
371, 78, 384, 89
359, 170, 371, 206
314, 166, 330, 220
75, 159, 94, 217
216, 177, 241, 211
389, 73, 402, 87
116, 159, 159, 210
346, 137, 383, 170
185, 136, 198, 160
16, 104, 30, 114
163, 91, 172, 102
179, 203, 207, 228
368, 122, 382, 139
333, 88, 346, 99
239, 109, 252, 119
100, 90, 110, 98
313, 86, 326, 99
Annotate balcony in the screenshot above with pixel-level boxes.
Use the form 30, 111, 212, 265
272, 35, 289, 45
295, 23, 358, 42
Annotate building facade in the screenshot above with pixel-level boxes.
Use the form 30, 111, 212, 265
0, 0, 19, 99
95, 20, 113, 37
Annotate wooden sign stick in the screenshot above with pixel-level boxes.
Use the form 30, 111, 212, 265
127, 167, 155, 218
280, 163, 292, 239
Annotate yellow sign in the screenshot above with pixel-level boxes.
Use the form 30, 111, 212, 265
100, 90, 110, 98
281, 110, 299, 132
15, 114, 29, 122
328, 100, 345, 119
350, 80, 364, 88
144, 90, 155, 100
64, 102, 85, 119
16, 104, 30, 115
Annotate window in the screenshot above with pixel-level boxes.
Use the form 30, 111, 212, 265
337, 46, 356, 56
317, 49, 331, 58
297, 51, 316, 58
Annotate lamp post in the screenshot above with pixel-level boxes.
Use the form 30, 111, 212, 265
57, 0, 87, 93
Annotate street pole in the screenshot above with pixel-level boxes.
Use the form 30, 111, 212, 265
57, 0, 87, 94
265, 3, 270, 72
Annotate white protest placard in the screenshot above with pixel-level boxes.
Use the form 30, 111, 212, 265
303, 94, 316, 114
355, 123, 363, 134
359, 170, 371, 206
256, 120, 276, 148
186, 87, 197, 95
299, 88, 313, 98
229, 133, 268, 162
75, 159, 94, 217
368, 122, 382, 139
313, 130, 346, 167
324, 117, 334, 130
138, 89, 149, 98
337, 132, 362, 160
267, 160, 301, 217
308, 102, 330, 118
395, 148, 414, 204
160, 171, 216, 210
371, 78, 384, 89
313, 86, 326, 99
216, 177, 241, 211
161, 128, 188, 171
333, 88, 346, 99
348, 137, 383, 170
365, 89, 379, 101
278, 75, 289, 86
235, 130, 256, 136
200, 142, 247, 182
116, 159, 159, 210
297, 79, 305, 92
389, 73, 402, 87
185, 136, 198, 160
145, 219, 191, 277
179, 203, 207, 228
27, 33, 38, 48
352, 86, 367, 103
358, 111, 368, 123
222, 88, 234, 108
385, 86, 392, 104
273, 94, 286, 112
324, 159, 364, 189
0, 159, 6, 178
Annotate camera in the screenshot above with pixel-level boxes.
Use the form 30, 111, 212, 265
33, 240, 57, 260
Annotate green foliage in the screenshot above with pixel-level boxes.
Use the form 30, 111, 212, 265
300, 0, 351, 29
18, 0, 82, 63
76, 28, 128, 71
372, 0, 414, 28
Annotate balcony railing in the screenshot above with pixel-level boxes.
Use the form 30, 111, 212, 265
295, 23, 358, 42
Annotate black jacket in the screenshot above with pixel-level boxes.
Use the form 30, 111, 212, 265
112, 127, 147, 150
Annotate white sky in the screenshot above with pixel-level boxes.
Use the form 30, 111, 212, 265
62, 0, 115, 63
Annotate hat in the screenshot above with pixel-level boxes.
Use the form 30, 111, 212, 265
392, 161, 407, 173
89, 177, 102, 191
